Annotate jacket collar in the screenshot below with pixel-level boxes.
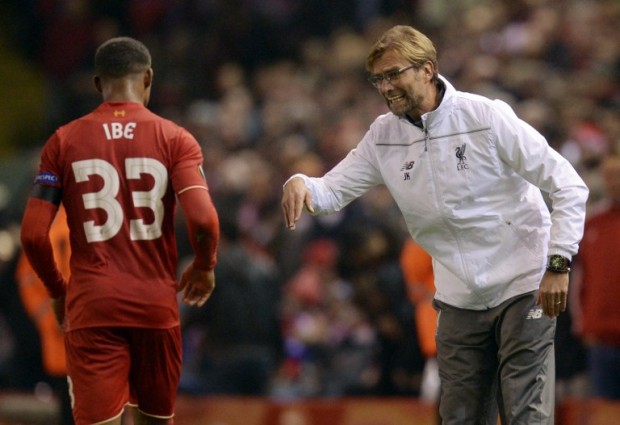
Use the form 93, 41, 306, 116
422, 74, 454, 122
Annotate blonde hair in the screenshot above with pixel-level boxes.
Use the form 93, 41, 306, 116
366, 25, 438, 79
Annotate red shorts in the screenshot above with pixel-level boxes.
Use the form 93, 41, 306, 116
65, 326, 182, 425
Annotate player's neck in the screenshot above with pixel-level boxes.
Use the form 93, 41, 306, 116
101, 80, 145, 105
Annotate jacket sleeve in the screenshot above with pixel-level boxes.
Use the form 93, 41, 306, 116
490, 99, 589, 258
286, 126, 384, 215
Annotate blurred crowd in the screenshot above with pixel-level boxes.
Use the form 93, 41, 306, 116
0, 0, 618, 405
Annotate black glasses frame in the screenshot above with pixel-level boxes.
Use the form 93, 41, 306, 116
368, 64, 416, 88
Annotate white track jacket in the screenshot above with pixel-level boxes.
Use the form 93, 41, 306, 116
291, 76, 588, 310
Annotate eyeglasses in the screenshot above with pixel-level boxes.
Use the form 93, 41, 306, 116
368, 64, 416, 88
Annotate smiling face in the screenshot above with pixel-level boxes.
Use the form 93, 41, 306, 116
370, 50, 437, 122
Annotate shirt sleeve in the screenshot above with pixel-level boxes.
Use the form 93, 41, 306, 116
169, 128, 209, 195
21, 133, 67, 298
177, 185, 220, 271
20, 197, 66, 298
35, 132, 64, 191
170, 128, 219, 270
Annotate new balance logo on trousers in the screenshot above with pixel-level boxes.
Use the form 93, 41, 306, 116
526, 308, 543, 320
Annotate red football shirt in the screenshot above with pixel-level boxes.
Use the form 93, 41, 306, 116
578, 205, 620, 345
36, 101, 208, 331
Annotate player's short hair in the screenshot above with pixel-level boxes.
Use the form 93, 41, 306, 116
95, 37, 151, 78
366, 25, 438, 79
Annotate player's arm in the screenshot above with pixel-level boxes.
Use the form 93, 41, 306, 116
171, 129, 220, 306
176, 179, 220, 307
20, 185, 67, 299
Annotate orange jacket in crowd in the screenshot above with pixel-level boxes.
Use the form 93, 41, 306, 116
399, 239, 437, 358
15, 206, 70, 376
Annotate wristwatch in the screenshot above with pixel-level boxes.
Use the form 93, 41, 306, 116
546, 255, 571, 273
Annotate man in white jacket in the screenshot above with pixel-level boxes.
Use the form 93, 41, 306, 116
281, 25, 588, 424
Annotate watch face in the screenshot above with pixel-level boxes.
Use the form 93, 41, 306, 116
549, 255, 568, 269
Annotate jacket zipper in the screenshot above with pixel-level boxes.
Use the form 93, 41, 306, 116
422, 119, 473, 292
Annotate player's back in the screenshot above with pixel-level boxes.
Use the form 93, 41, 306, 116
43, 101, 203, 331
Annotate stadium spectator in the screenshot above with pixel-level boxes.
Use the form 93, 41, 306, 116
281, 24, 588, 425
573, 152, 620, 400
272, 238, 379, 398
15, 206, 73, 425
20, 37, 220, 425
399, 239, 439, 403
179, 200, 282, 396
336, 218, 420, 396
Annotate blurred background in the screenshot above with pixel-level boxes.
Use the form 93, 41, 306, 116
0, 0, 618, 424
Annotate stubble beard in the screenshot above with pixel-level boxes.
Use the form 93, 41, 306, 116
386, 92, 423, 118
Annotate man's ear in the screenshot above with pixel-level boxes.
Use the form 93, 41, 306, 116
144, 68, 153, 89
422, 61, 435, 82
94, 75, 102, 93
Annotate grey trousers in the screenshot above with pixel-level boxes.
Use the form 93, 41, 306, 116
434, 291, 556, 425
